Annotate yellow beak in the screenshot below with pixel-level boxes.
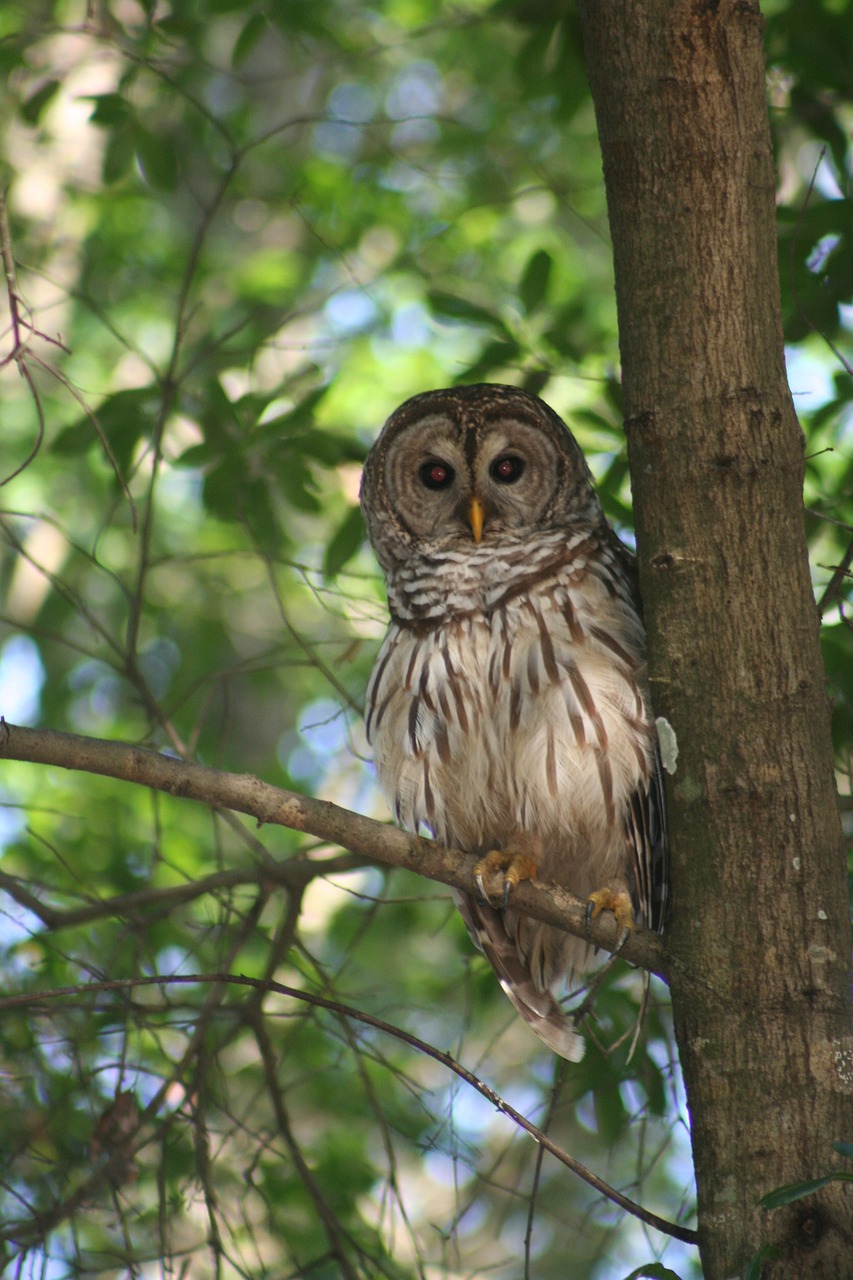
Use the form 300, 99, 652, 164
469, 496, 485, 543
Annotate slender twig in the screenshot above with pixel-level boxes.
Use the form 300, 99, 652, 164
816, 537, 853, 619
0, 721, 667, 976
0, 189, 45, 487
264, 557, 365, 716
0, 852, 362, 932
0, 972, 698, 1246
249, 1011, 362, 1280
788, 147, 853, 380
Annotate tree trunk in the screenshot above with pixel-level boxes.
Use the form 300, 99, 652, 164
577, 2, 853, 1276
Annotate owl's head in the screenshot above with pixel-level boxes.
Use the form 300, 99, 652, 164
360, 384, 602, 571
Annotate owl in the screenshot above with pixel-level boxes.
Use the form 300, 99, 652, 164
360, 384, 667, 1060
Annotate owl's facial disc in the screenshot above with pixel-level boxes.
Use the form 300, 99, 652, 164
378, 408, 565, 552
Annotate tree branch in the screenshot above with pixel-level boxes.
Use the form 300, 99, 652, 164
0, 721, 667, 977
0, 971, 697, 1247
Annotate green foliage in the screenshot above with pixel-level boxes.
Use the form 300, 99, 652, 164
0, 0, 850, 1278
743, 1245, 782, 1280
622, 1265, 685, 1280
759, 1141, 853, 1209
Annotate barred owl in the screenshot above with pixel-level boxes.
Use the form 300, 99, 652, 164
360, 384, 666, 1060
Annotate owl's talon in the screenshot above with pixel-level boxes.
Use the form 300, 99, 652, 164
586, 887, 635, 935
473, 849, 538, 907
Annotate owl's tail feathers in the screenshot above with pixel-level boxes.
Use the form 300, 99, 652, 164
499, 973, 586, 1062
454, 892, 585, 1063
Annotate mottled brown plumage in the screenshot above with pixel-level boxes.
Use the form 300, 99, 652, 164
361, 384, 666, 1060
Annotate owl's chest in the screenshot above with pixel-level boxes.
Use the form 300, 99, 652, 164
366, 576, 649, 847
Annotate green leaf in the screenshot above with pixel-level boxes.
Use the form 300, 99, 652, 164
457, 339, 522, 382
21, 79, 61, 125
759, 1173, 841, 1209
519, 248, 552, 314
621, 1265, 685, 1280
427, 290, 512, 337
257, 386, 331, 438
323, 504, 365, 578
84, 92, 131, 127
52, 387, 157, 476
102, 123, 134, 183
743, 1244, 781, 1280
232, 12, 268, 66
593, 1074, 627, 1144
133, 124, 179, 190
832, 1141, 853, 1158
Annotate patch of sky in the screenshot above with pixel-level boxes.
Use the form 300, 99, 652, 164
390, 300, 432, 347
137, 637, 181, 700
156, 945, 194, 976
385, 61, 442, 121
328, 81, 377, 124
313, 118, 363, 159
448, 1086, 499, 1139
324, 289, 380, 335
0, 634, 45, 724
785, 343, 836, 412
68, 659, 124, 731
807, 233, 841, 276
281, 697, 348, 789
391, 117, 440, 147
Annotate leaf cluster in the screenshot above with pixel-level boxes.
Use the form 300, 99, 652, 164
0, 1, 850, 1277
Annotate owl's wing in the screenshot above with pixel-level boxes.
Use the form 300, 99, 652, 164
625, 744, 668, 934
453, 891, 585, 1062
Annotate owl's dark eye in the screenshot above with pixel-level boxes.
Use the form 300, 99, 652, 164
419, 459, 455, 490
490, 455, 525, 484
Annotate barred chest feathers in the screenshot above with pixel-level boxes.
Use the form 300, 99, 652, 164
365, 529, 653, 903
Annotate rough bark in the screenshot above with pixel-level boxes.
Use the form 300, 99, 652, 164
577, 2, 853, 1276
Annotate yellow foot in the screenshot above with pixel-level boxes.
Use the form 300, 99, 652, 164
585, 887, 635, 934
473, 849, 538, 908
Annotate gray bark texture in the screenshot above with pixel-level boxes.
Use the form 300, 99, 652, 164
577, 1, 853, 1276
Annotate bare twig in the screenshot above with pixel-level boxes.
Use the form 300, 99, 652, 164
0, 188, 45, 486
0, 852, 363, 932
250, 1011, 362, 1280
788, 147, 853, 380
817, 537, 853, 619
0, 972, 698, 1247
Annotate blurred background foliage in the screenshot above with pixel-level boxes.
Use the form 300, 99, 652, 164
0, 0, 850, 1276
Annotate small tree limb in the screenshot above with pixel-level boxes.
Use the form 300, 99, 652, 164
0, 971, 697, 1246
0, 720, 667, 976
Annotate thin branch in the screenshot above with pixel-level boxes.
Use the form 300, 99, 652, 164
250, 1011, 362, 1280
0, 852, 363, 932
0, 721, 667, 977
817, 536, 853, 619
0, 972, 698, 1247
0, 188, 45, 487
788, 146, 853, 380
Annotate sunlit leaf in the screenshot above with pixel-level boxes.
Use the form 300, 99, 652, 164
232, 11, 268, 65
427, 290, 513, 338
21, 78, 60, 124
133, 124, 180, 190
323, 503, 365, 578
759, 1173, 849, 1209
519, 248, 552, 314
